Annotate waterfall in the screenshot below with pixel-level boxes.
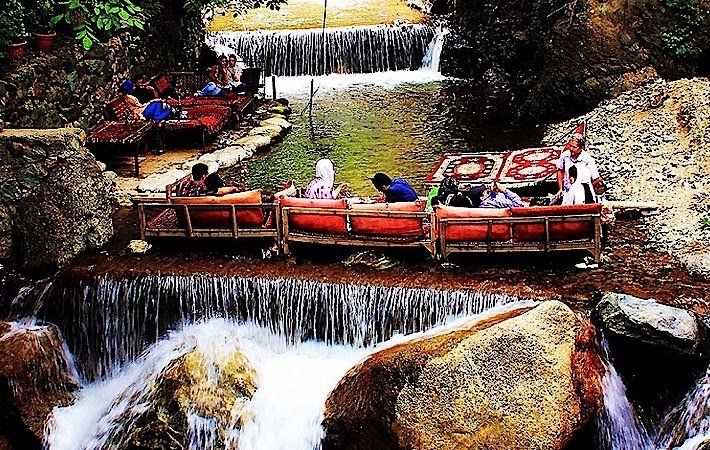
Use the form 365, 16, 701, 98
596, 336, 652, 450
421, 27, 448, 71
207, 24, 435, 76
45, 305, 532, 450
30, 274, 520, 381
655, 366, 710, 449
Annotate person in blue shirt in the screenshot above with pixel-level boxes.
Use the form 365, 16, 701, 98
371, 172, 418, 202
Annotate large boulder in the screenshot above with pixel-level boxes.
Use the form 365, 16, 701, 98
592, 292, 706, 357
0, 321, 80, 449
0, 128, 115, 270
115, 347, 257, 450
322, 301, 604, 450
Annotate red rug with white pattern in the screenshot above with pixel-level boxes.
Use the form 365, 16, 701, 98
426, 146, 562, 188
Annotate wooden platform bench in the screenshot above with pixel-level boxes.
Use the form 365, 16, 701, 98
88, 98, 158, 177
152, 72, 256, 124
138, 201, 280, 242
279, 197, 436, 257
160, 104, 231, 148
436, 203, 602, 261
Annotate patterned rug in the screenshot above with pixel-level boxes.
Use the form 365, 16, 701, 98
426, 146, 562, 188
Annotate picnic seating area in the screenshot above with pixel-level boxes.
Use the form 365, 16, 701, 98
137, 177, 603, 262
87, 69, 261, 177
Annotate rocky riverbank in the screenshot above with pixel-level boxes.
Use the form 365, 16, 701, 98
545, 77, 710, 276
441, 0, 708, 120
116, 100, 293, 201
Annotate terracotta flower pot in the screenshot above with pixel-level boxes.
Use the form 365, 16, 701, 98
7, 42, 27, 60
33, 31, 57, 53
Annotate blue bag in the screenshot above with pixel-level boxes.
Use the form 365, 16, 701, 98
142, 100, 172, 121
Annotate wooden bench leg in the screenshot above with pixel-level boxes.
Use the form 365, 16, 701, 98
134, 142, 140, 177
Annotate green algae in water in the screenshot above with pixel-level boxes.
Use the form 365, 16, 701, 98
232, 81, 542, 196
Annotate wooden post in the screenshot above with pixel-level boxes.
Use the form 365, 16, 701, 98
138, 204, 146, 241
281, 206, 290, 256
184, 205, 194, 238
272, 75, 276, 100
309, 79, 314, 119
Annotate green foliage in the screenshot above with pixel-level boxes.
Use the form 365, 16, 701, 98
53, 0, 145, 50
53, 0, 287, 51
26, 0, 57, 33
660, 0, 703, 57
0, 0, 27, 48
700, 216, 710, 231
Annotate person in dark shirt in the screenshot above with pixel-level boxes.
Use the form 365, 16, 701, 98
370, 172, 418, 203
133, 73, 159, 104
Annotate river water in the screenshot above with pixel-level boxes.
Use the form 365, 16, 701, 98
229, 80, 542, 196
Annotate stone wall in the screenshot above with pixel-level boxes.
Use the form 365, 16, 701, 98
0, 3, 190, 131
0, 128, 115, 270
0, 36, 133, 130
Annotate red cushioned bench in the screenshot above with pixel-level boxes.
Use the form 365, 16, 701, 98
436, 203, 602, 261
160, 104, 231, 148
138, 189, 280, 243
279, 197, 436, 257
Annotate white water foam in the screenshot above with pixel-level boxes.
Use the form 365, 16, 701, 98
596, 337, 652, 450
656, 366, 710, 450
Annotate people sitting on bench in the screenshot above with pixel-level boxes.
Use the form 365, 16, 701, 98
175, 163, 210, 197
562, 165, 593, 205
431, 177, 486, 208
133, 73, 159, 103
371, 172, 418, 203
228, 54, 248, 93
120, 79, 172, 121
304, 159, 349, 199
205, 172, 244, 196
556, 134, 604, 203
478, 182, 526, 208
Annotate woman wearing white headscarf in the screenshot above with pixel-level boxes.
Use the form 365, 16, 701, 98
304, 158, 348, 199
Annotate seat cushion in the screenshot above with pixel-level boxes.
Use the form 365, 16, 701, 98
281, 197, 348, 235
350, 201, 426, 237
511, 204, 600, 241
172, 190, 264, 228
436, 206, 512, 242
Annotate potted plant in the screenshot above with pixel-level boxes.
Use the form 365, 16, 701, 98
0, 0, 28, 60
28, 0, 57, 52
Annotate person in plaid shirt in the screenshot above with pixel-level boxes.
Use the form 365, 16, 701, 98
175, 163, 209, 197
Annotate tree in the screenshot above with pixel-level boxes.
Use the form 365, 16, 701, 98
55, 0, 285, 50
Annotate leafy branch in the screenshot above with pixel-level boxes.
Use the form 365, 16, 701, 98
52, 0, 144, 50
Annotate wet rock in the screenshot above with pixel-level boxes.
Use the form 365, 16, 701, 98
322, 301, 604, 450
592, 293, 705, 357
127, 239, 151, 255
0, 321, 80, 448
119, 348, 257, 450
249, 126, 283, 141
240, 134, 272, 150
0, 128, 115, 269
267, 105, 292, 116
260, 117, 292, 131
137, 169, 189, 193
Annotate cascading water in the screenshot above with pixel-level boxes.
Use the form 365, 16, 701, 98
29, 274, 519, 380
45, 304, 532, 450
596, 336, 652, 450
207, 24, 435, 76
655, 366, 710, 449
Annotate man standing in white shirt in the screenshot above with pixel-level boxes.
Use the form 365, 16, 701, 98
562, 166, 586, 205
556, 134, 604, 202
